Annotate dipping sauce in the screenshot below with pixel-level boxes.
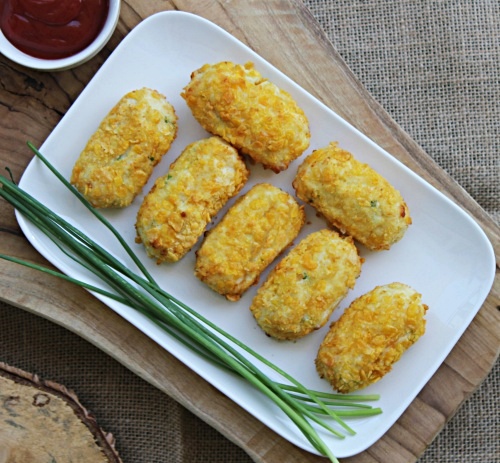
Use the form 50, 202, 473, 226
0, 0, 109, 60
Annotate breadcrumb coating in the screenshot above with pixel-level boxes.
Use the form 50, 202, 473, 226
293, 142, 411, 250
181, 61, 310, 173
195, 183, 305, 301
250, 229, 362, 340
135, 137, 249, 263
71, 88, 178, 208
316, 282, 428, 393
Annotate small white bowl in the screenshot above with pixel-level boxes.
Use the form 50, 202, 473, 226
0, 0, 121, 72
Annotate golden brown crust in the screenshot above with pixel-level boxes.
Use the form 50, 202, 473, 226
181, 61, 310, 172
71, 87, 178, 208
195, 183, 305, 301
315, 283, 428, 393
135, 137, 249, 263
250, 229, 362, 340
293, 142, 412, 250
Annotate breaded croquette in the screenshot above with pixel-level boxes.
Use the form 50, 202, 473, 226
195, 183, 305, 301
316, 282, 428, 393
71, 88, 178, 208
135, 137, 249, 263
293, 142, 412, 250
181, 61, 310, 173
250, 229, 362, 340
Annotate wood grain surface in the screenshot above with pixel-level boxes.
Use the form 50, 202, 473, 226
0, 1, 498, 462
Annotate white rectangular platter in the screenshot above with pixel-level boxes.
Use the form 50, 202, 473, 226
17, 11, 496, 458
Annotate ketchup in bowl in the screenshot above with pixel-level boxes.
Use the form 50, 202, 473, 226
0, 0, 110, 60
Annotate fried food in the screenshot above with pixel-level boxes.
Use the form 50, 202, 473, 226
316, 282, 428, 393
135, 137, 249, 263
195, 183, 305, 301
71, 88, 178, 208
181, 61, 310, 173
250, 229, 362, 340
293, 142, 412, 250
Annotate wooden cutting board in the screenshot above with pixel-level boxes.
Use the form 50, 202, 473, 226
0, 1, 498, 462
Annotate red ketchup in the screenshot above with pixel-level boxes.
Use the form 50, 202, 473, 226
0, 0, 109, 60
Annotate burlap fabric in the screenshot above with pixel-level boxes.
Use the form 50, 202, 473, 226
1, 1, 498, 462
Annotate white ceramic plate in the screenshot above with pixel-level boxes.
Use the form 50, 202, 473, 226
17, 11, 495, 458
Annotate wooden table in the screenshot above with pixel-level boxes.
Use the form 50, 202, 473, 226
1, 1, 498, 462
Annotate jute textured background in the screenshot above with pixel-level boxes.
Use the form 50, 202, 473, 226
1, 1, 498, 462
306, 0, 499, 225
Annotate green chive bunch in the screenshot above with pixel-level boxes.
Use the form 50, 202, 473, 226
0, 142, 383, 462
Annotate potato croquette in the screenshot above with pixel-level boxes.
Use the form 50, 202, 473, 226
250, 229, 362, 340
293, 142, 412, 250
195, 183, 305, 301
181, 61, 310, 173
71, 88, 178, 208
135, 137, 249, 263
316, 282, 428, 393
